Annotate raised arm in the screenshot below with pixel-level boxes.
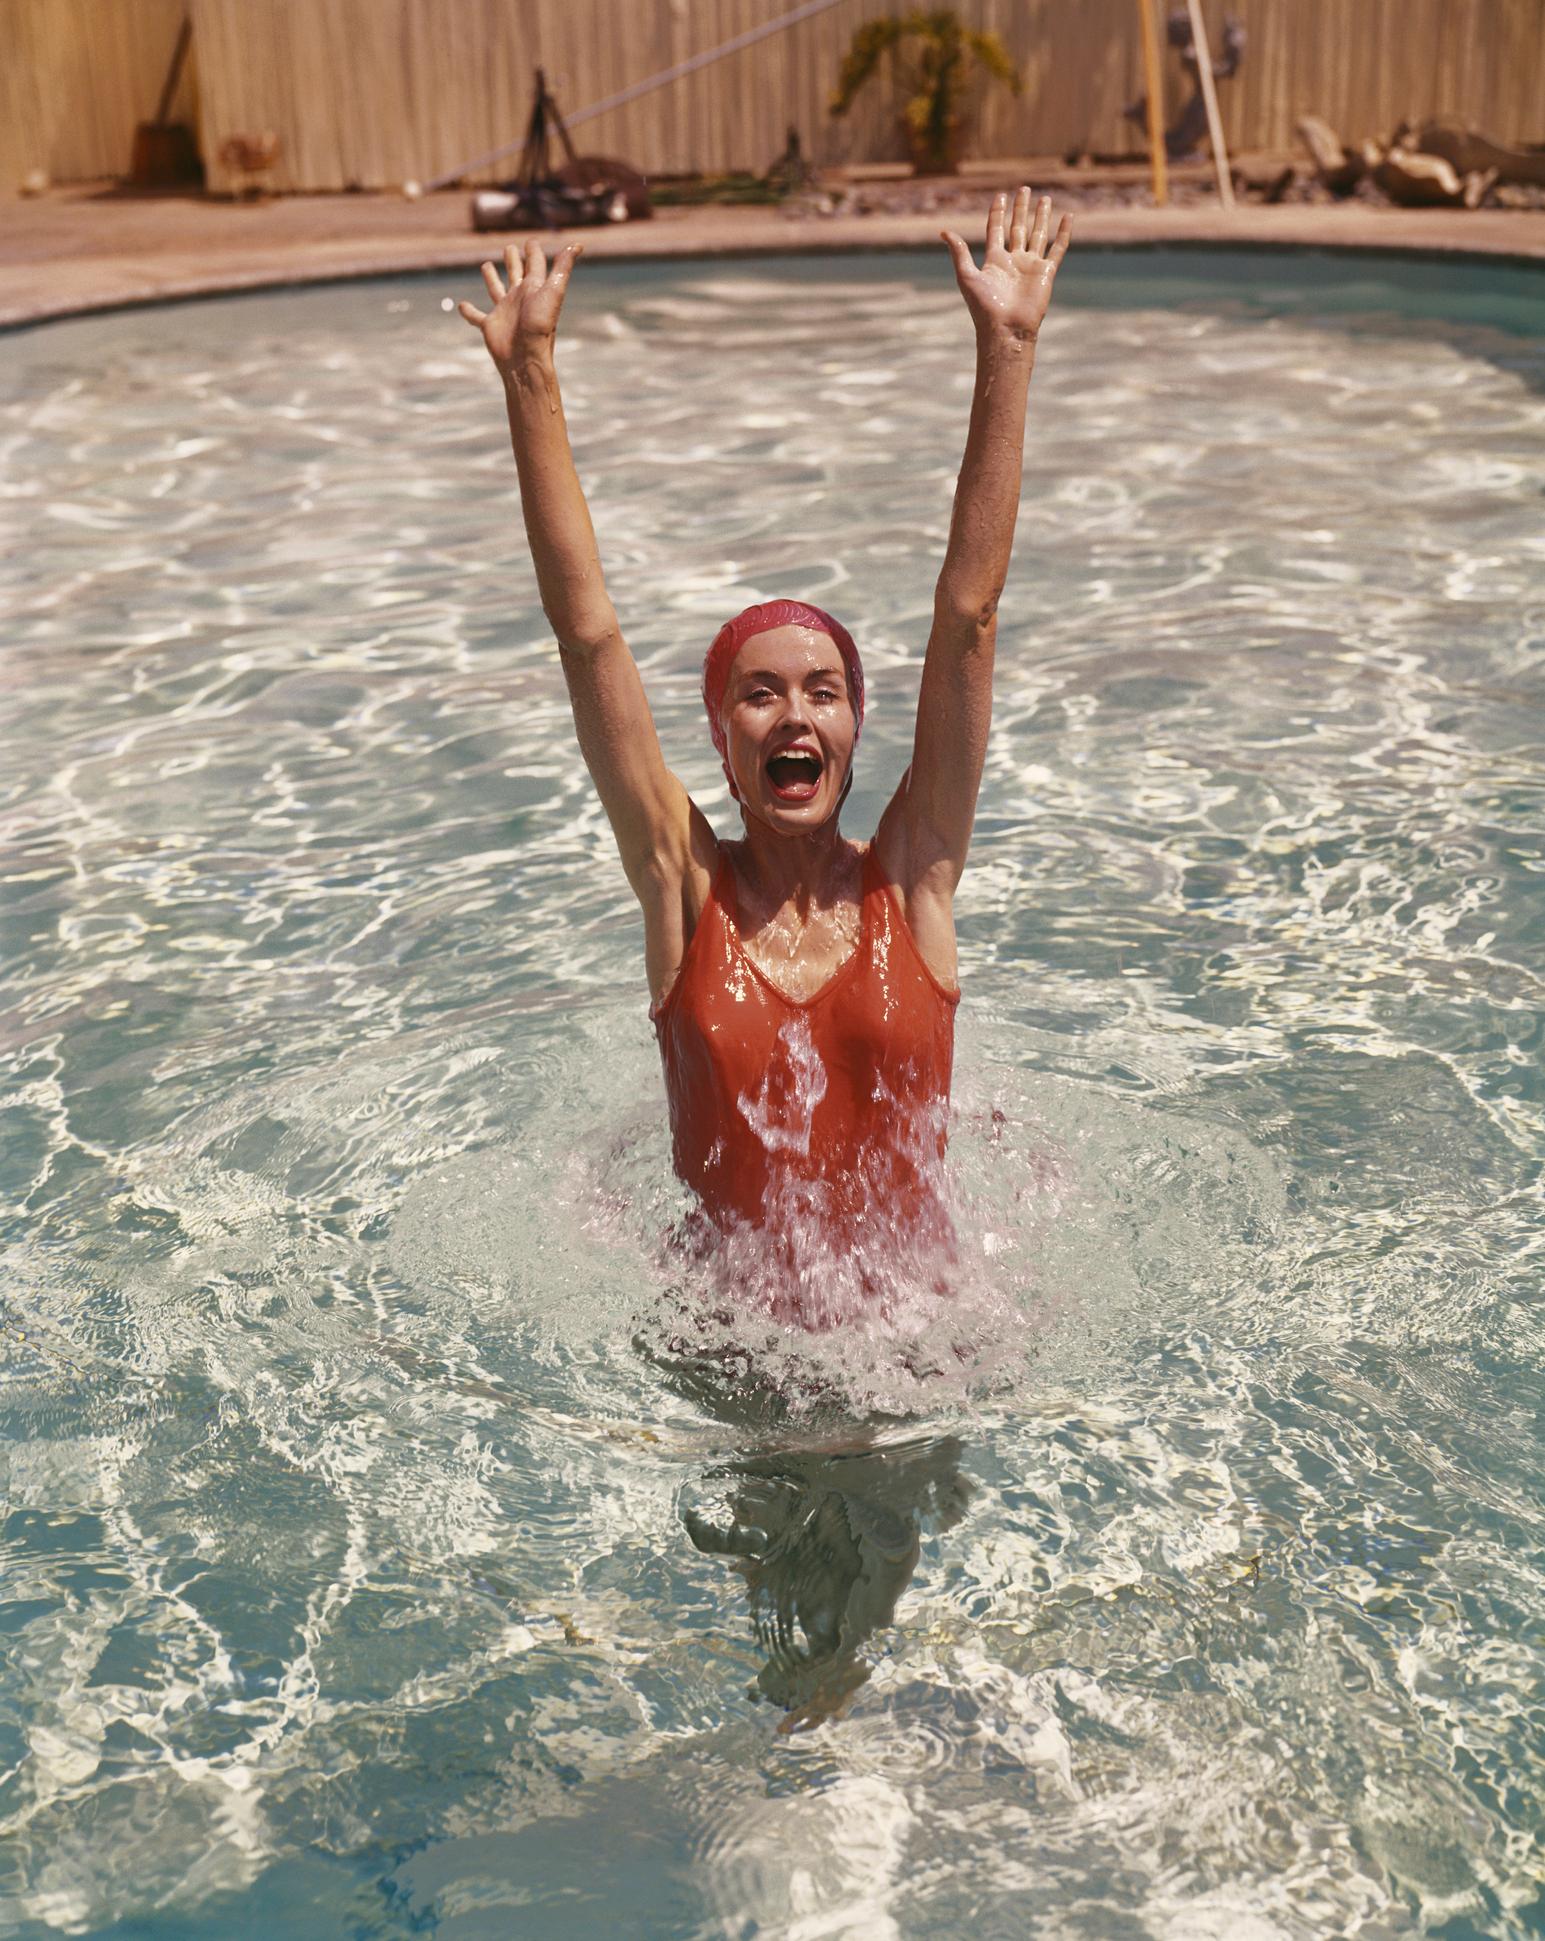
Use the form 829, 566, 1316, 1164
878, 190, 1070, 923
459, 243, 711, 993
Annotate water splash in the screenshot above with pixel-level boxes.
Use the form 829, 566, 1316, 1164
735, 1012, 829, 1157
2, 256, 1544, 1935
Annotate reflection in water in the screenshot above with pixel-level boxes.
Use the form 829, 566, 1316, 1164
684, 1436, 971, 1729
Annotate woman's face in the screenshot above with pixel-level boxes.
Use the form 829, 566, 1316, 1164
721, 625, 857, 830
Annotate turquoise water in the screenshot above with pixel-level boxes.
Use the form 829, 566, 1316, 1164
2, 248, 1543, 1936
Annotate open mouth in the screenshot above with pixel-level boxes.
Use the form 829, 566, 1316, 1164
765, 749, 823, 803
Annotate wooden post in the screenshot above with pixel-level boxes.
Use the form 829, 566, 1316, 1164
154, 16, 193, 127
1136, 0, 1168, 207
1185, 0, 1235, 208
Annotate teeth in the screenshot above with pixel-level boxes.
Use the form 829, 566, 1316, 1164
769, 751, 821, 779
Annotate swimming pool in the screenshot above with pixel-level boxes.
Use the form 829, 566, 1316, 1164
2, 248, 1543, 1936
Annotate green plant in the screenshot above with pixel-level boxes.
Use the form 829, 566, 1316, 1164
830, 9, 1021, 175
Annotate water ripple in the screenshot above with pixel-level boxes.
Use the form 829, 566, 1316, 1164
1, 251, 1543, 1936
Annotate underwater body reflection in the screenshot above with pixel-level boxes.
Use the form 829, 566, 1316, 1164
2, 250, 1545, 1936
684, 1433, 971, 1728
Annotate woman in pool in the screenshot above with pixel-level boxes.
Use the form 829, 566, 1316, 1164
459, 190, 1071, 1295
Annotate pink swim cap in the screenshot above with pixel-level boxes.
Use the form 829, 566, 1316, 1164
701, 599, 865, 769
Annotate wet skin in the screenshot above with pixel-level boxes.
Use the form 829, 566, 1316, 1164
721, 625, 856, 833
717, 625, 867, 1001
458, 186, 1072, 1010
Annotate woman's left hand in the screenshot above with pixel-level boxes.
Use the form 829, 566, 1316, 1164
941, 188, 1072, 345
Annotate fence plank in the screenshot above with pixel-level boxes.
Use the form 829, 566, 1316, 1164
3, 0, 1541, 198
1, 0, 193, 196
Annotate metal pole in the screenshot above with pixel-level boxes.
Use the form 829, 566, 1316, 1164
1185, 0, 1235, 209
422, 0, 853, 194
1136, 0, 1168, 207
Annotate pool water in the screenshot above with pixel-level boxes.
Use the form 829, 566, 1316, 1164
2, 249, 1543, 1937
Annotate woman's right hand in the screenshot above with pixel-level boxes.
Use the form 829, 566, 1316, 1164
458, 239, 582, 374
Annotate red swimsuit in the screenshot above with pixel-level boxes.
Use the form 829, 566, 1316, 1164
652, 847, 959, 1245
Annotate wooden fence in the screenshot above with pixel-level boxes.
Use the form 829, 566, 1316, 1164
1, 0, 194, 196
3, 0, 1543, 198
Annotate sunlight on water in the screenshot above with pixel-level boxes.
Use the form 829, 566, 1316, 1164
1, 250, 1543, 1936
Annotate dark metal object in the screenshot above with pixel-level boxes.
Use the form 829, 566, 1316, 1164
469, 69, 651, 230
765, 125, 816, 193
129, 14, 203, 187
1123, 8, 1246, 163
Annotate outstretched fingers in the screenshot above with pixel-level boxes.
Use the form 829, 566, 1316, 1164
1029, 193, 1051, 257
548, 241, 583, 292
1008, 186, 1032, 253
984, 190, 1008, 258
1048, 212, 1073, 270
456, 298, 488, 329
940, 228, 975, 284
479, 259, 506, 305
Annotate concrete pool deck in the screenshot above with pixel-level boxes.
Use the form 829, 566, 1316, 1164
4, 180, 1543, 329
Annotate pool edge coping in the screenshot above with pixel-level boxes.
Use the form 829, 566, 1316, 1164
5, 206, 1544, 334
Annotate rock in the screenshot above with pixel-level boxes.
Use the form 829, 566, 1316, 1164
1406, 117, 1545, 187
1233, 160, 1297, 202
1297, 115, 1364, 195
1362, 140, 1497, 209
